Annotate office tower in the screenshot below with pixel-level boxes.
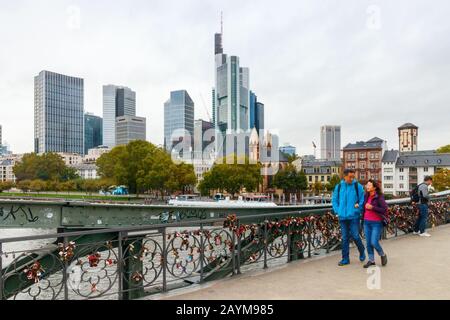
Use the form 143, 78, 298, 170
194, 119, 214, 159
164, 90, 195, 153
320, 125, 341, 160
249, 92, 265, 133
398, 123, 418, 153
280, 144, 296, 157
115, 116, 146, 146
102, 85, 136, 148
34, 70, 84, 154
84, 113, 103, 155
213, 27, 250, 135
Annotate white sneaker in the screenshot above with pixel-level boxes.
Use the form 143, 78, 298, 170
419, 232, 431, 237
413, 231, 420, 235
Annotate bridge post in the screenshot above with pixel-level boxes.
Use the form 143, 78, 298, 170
289, 223, 305, 262
121, 235, 145, 300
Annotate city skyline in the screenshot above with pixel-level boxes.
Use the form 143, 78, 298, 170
1, 1, 450, 154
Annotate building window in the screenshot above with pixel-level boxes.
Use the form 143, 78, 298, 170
399, 168, 404, 172
399, 176, 404, 180
399, 184, 404, 189
424, 167, 428, 172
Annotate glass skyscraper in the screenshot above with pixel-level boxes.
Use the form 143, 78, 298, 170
213, 31, 250, 134
164, 90, 194, 153
249, 91, 265, 133
102, 85, 136, 148
34, 70, 84, 154
84, 113, 103, 155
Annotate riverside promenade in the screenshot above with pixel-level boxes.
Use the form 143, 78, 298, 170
155, 224, 450, 300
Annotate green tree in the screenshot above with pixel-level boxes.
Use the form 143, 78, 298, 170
13, 152, 78, 182
272, 164, 308, 194
311, 181, 324, 193
17, 180, 31, 192
29, 180, 46, 193
433, 169, 450, 191
198, 158, 261, 197
326, 174, 341, 191
436, 145, 450, 153
0, 181, 14, 193
97, 140, 196, 196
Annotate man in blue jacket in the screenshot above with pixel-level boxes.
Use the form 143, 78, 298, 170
332, 169, 366, 266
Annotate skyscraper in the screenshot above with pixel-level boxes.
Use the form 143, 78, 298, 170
249, 91, 265, 133
194, 119, 214, 159
84, 113, 103, 154
34, 70, 84, 154
102, 85, 136, 148
320, 125, 341, 160
164, 90, 195, 153
115, 116, 146, 146
213, 25, 250, 135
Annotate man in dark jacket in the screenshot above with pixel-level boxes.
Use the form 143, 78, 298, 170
332, 169, 366, 266
413, 176, 433, 237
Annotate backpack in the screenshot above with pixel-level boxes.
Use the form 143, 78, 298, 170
375, 196, 390, 227
337, 183, 360, 206
410, 183, 424, 203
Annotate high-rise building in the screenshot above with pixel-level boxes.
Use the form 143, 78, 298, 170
164, 90, 195, 153
115, 116, 146, 146
102, 85, 136, 148
194, 119, 214, 159
213, 27, 250, 135
84, 113, 103, 155
249, 92, 265, 133
320, 125, 341, 160
398, 123, 418, 153
34, 70, 84, 154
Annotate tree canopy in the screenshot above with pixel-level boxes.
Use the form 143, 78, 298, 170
436, 145, 450, 154
198, 157, 262, 196
96, 140, 196, 195
272, 164, 308, 193
13, 153, 78, 182
433, 168, 449, 192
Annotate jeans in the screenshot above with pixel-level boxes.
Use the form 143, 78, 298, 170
414, 204, 429, 234
364, 220, 385, 262
339, 218, 365, 263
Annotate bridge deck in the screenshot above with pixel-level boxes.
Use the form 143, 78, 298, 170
154, 224, 450, 300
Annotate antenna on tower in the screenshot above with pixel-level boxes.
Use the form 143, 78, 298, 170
220, 11, 223, 34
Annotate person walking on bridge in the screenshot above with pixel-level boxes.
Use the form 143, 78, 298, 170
362, 179, 388, 268
332, 169, 366, 266
412, 176, 433, 237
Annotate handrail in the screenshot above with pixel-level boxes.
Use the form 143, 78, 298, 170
0, 194, 447, 244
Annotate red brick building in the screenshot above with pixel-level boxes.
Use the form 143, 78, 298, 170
343, 137, 386, 184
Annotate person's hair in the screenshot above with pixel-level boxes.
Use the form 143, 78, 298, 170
424, 175, 433, 182
343, 168, 355, 176
367, 179, 382, 196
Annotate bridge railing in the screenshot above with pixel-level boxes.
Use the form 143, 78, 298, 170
0, 195, 448, 300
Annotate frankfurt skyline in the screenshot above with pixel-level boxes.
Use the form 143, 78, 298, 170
1, 0, 449, 154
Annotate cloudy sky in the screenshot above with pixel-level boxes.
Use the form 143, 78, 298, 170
0, 0, 449, 155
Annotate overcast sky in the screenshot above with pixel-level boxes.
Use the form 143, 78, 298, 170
0, 0, 449, 155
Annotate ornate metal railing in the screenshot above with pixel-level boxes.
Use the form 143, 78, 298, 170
0, 195, 448, 300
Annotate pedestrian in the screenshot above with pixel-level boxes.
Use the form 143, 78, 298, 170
413, 176, 433, 237
332, 168, 366, 266
362, 179, 388, 268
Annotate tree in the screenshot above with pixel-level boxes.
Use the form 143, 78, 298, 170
13, 152, 78, 182
97, 140, 196, 196
29, 180, 46, 193
197, 158, 261, 197
326, 174, 341, 191
0, 181, 14, 193
433, 169, 449, 192
311, 181, 324, 194
436, 145, 450, 154
17, 180, 31, 192
272, 164, 308, 194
